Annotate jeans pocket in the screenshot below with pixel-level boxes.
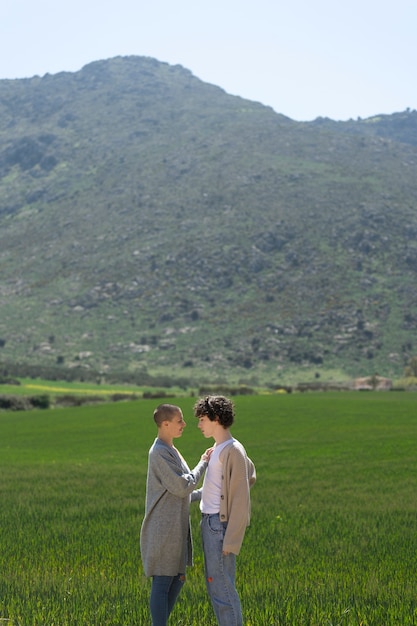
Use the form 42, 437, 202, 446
207, 514, 225, 536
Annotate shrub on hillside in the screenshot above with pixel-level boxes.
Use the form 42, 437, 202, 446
404, 356, 417, 378
0, 394, 51, 411
54, 395, 105, 407
197, 385, 256, 396
142, 390, 172, 399
0, 394, 50, 410
110, 393, 139, 402
29, 394, 51, 409
0, 395, 31, 410
0, 376, 21, 385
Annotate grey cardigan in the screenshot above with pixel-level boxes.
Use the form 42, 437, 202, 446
140, 438, 207, 577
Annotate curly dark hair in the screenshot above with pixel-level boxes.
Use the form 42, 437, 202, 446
193, 395, 234, 428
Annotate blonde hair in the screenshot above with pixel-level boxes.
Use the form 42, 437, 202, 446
153, 403, 181, 427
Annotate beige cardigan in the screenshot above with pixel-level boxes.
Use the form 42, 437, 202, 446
218, 439, 256, 555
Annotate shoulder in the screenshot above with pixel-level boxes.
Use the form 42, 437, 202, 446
221, 440, 256, 481
149, 439, 177, 462
229, 439, 247, 455
220, 439, 247, 462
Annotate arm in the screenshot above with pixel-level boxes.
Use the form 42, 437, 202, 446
222, 448, 256, 555
151, 446, 208, 499
191, 486, 202, 503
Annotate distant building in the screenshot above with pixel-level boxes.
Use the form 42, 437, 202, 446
352, 376, 392, 391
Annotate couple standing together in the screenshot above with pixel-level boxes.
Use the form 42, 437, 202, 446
140, 395, 256, 626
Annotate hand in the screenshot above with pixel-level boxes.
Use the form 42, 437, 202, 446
201, 447, 214, 462
222, 550, 230, 556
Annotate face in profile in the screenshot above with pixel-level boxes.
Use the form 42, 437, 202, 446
197, 414, 216, 439
167, 410, 187, 439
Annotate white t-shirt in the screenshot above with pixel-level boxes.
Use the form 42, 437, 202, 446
200, 439, 234, 514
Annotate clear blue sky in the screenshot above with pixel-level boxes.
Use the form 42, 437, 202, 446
1, 0, 415, 121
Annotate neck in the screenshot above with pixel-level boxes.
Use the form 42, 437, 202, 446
158, 433, 173, 447
214, 428, 232, 445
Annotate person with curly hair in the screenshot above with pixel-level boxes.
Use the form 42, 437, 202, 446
194, 395, 256, 626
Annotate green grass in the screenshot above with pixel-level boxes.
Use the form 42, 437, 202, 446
1, 392, 417, 624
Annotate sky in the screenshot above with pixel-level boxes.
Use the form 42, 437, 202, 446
0, 0, 416, 122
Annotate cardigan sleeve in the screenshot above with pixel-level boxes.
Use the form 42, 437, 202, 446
222, 445, 256, 555
191, 487, 203, 502
150, 446, 207, 499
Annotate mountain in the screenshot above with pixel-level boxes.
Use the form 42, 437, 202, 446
0, 56, 416, 386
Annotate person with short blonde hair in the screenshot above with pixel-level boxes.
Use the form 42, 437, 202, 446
141, 403, 212, 626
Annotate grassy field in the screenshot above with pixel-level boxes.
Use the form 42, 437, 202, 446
0, 392, 416, 625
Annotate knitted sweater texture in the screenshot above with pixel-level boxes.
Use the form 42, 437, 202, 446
218, 440, 256, 555
140, 438, 207, 577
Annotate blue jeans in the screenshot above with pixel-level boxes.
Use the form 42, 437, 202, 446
150, 574, 185, 626
201, 513, 243, 626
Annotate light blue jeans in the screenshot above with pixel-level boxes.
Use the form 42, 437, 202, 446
201, 513, 243, 626
150, 573, 185, 626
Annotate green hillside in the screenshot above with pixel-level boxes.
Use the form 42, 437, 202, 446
0, 56, 416, 385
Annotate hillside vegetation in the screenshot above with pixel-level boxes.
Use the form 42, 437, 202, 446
0, 56, 416, 385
